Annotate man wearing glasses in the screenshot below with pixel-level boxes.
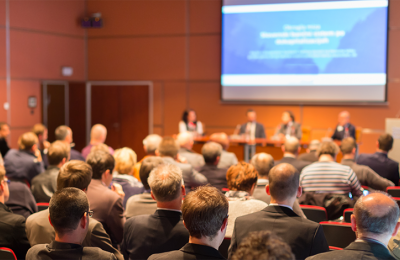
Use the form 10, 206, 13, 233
26, 187, 116, 259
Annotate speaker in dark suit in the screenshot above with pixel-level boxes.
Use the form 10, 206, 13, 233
331, 111, 356, 141
238, 109, 266, 139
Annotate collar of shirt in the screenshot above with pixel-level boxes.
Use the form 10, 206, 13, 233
355, 237, 386, 248
269, 203, 293, 210
284, 154, 296, 159
157, 208, 182, 213
257, 179, 269, 185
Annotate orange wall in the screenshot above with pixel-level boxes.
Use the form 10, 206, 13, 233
0, 1, 86, 148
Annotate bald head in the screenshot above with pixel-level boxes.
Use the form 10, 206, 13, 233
177, 132, 194, 150
143, 134, 162, 155
90, 124, 107, 143
354, 192, 399, 236
209, 132, 229, 150
251, 153, 274, 178
283, 137, 300, 154
268, 163, 299, 202
309, 140, 320, 151
338, 111, 350, 126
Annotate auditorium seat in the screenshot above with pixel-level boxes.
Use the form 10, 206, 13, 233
387, 187, 400, 197
219, 237, 231, 259
320, 222, 356, 249
329, 246, 344, 251
300, 205, 327, 223
37, 202, 49, 211
343, 208, 353, 223
0, 247, 17, 260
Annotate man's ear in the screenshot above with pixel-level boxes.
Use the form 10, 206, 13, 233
221, 217, 228, 232
155, 150, 160, 156
281, 145, 285, 153
150, 191, 156, 201
181, 184, 186, 197
182, 220, 188, 230
297, 147, 301, 154
352, 147, 356, 154
376, 141, 379, 149
266, 184, 271, 195
61, 157, 67, 165
297, 186, 302, 198
32, 143, 38, 152
392, 222, 400, 237
350, 214, 357, 233
48, 214, 54, 227
80, 213, 88, 229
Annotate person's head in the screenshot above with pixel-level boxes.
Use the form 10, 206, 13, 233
57, 160, 92, 191
177, 132, 194, 150
226, 162, 258, 193
340, 137, 356, 155
32, 123, 48, 142
49, 188, 90, 242
338, 111, 350, 126
55, 125, 73, 144
352, 192, 400, 242
308, 139, 321, 152
18, 132, 38, 152
282, 111, 295, 124
143, 134, 162, 155
48, 141, 70, 166
182, 185, 228, 245
209, 132, 230, 150
0, 166, 9, 203
90, 124, 107, 143
0, 122, 10, 138
317, 141, 339, 159
231, 231, 295, 260
182, 109, 197, 124
86, 150, 115, 186
90, 143, 110, 155
378, 133, 394, 152
282, 137, 300, 155
267, 163, 301, 204
139, 157, 165, 190
113, 148, 137, 175
202, 142, 222, 165
246, 109, 257, 122
148, 164, 184, 202
250, 153, 274, 179
157, 136, 179, 159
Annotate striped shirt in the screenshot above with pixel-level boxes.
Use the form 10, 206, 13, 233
300, 161, 362, 197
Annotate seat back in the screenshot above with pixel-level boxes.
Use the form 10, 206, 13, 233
387, 187, 400, 198
0, 248, 17, 260
320, 222, 356, 248
37, 202, 50, 211
219, 237, 231, 259
300, 205, 327, 223
343, 208, 354, 223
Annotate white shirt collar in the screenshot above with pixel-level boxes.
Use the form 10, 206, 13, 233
269, 203, 293, 210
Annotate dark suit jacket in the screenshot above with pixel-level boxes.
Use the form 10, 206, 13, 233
275, 122, 302, 140
195, 164, 228, 191
0, 137, 10, 158
0, 202, 30, 260
70, 149, 85, 161
228, 206, 329, 260
26, 241, 117, 260
4, 149, 44, 184
121, 210, 189, 260
306, 241, 395, 260
275, 156, 311, 172
6, 181, 37, 219
239, 122, 266, 138
298, 151, 319, 163
178, 148, 205, 168
31, 166, 59, 203
149, 243, 225, 260
332, 123, 356, 141
125, 193, 157, 219
87, 179, 125, 245
356, 152, 399, 185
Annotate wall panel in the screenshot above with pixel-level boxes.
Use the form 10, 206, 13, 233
189, 0, 221, 34
189, 35, 220, 80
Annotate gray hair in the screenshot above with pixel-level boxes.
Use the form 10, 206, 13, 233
148, 164, 183, 202
143, 134, 162, 154
251, 153, 274, 177
202, 142, 222, 164
284, 137, 299, 154
309, 140, 320, 151
55, 125, 71, 141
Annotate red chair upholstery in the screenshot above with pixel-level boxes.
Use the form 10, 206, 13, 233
37, 202, 50, 211
300, 205, 327, 223
0, 247, 17, 260
343, 208, 353, 223
329, 246, 344, 251
219, 237, 231, 259
387, 187, 400, 197
320, 222, 356, 249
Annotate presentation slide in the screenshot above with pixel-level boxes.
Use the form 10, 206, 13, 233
221, 0, 388, 103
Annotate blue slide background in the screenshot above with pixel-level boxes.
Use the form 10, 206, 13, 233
222, 6, 388, 75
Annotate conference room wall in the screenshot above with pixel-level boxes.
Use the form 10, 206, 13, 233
86, 0, 400, 154
0, 1, 86, 148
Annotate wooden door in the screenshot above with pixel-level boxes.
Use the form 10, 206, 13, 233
43, 84, 66, 142
69, 82, 86, 152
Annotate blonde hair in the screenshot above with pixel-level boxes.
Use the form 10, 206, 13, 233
18, 132, 38, 151
114, 147, 137, 175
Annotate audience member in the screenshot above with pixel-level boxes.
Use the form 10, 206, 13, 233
196, 141, 228, 191
4, 132, 44, 185
86, 150, 125, 246
32, 123, 50, 158
26, 160, 123, 260
0, 166, 30, 259
121, 164, 189, 260
112, 147, 144, 208
0, 122, 10, 158
275, 137, 310, 172
6, 180, 37, 218
82, 124, 114, 159
341, 137, 394, 191
331, 111, 356, 141
0, 153, 3, 166
251, 153, 306, 218
157, 136, 207, 191
273, 110, 302, 141
179, 109, 203, 136
125, 157, 164, 218
55, 125, 85, 161
132, 134, 162, 180
231, 231, 295, 260
357, 133, 399, 185
90, 143, 111, 154
298, 139, 320, 163
26, 188, 117, 260
225, 162, 268, 237
307, 192, 399, 260
239, 109, 266, 139
177, 132, 205, 168
300, 141, 362, 197
148, 185, 227, 260
229, 163, 329, 260
31, 141, 70, 203
209, 132, 238, 169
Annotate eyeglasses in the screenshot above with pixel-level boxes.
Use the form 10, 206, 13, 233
82, 210, 94, 218
2, 179, 10, 185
